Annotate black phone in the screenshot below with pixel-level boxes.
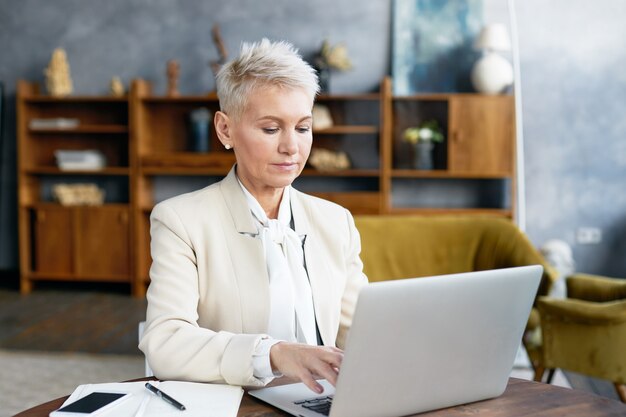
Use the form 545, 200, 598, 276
50, 392, 130, 416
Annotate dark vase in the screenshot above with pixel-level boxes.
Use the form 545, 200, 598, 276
413, 142, 434, 170
317, 67, 331, 93
189, 108, 211, 152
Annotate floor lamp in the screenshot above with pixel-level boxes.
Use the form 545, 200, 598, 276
0, 81, 4, 169
507, 0, 526, 231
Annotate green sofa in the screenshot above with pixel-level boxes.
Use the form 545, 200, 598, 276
354, 215, 557, 367
354, 215, 555, 298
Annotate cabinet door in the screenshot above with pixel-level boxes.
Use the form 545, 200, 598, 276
75, 207, 130, 280
34, 207, 73, 274
448, 96, 514, 175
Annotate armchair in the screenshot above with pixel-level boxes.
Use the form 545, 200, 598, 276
534, 273, 626, 402
354, 215, 557, 332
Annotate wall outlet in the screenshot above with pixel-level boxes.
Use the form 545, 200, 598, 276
577, 227, 602, 244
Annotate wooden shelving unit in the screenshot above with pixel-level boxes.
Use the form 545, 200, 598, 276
17, 77, 516, 297
17, 81, 133, 294
384, 80, 515, 216
130, 80, 229, 293
300, 169, 380, 177
390, 170, 511, 179
298, 81, 387, 214
24, 167, 131, 175
28, 126, 129, 134
314, 126, 379, 135
388, 207, 513, 217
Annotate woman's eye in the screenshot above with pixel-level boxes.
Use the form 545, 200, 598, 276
296, 126, 311, 133
262, 128, 279, 134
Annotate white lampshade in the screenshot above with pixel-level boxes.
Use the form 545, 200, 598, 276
474, 23, 511, 51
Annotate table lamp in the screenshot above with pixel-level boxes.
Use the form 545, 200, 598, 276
471, 23, 514, 95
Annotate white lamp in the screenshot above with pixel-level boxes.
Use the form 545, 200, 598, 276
471, 23, 514, 95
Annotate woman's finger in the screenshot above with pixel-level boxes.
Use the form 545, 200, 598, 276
323, 350, 343, 369
313, 361, 339, 386
299, 369, 324, 394
269, 343, 344, 392
306, 349, 342, 386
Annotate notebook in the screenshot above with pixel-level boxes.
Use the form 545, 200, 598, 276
249, 265, 543, 417
51, 380, 243, 417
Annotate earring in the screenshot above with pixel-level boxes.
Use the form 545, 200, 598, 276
224, 144, 232, 150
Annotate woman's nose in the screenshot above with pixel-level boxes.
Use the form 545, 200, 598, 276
279, 130, 299, 155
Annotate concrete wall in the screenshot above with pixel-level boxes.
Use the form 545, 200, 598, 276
1, 0, 625, 278
517, 0, 626, 276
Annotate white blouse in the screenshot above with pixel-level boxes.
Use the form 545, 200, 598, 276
236, 178, 317, 380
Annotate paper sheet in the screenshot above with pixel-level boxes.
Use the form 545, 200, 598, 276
55, 380, 243, 417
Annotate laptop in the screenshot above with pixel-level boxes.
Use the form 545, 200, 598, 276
249, 265, 543, 417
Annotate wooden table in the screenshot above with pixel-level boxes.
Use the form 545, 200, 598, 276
13, 378, 626, 417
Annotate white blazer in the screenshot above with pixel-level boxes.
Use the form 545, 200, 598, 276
139, 167, 368, 386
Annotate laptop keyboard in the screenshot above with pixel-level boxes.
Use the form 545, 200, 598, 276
294, 395, 334, 415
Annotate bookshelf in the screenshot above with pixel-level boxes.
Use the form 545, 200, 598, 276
17, 77, 515, 296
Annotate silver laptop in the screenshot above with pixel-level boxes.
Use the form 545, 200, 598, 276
249, 265, 543, 417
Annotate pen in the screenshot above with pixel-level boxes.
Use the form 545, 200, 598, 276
145, 382, 186, 411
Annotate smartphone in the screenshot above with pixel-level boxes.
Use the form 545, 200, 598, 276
49, 392, 130, 417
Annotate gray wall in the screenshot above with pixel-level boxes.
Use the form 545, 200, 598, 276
1, 0, 625, 278
517, 0, 626, 277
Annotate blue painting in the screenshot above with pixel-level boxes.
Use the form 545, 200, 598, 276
392, 0, 483, 95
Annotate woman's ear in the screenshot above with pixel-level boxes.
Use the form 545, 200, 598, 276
214, 111, 233, 149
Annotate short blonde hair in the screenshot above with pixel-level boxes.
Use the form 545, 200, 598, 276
216, 38, 319, 120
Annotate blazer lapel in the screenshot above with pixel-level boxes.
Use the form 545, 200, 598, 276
220, 167, 257, 234
291, 189, 337, 346
219, 167, 270, 334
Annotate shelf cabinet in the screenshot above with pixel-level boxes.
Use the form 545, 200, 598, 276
74, 206, 130, 279
32, 205, 131, 280
387, 84, 515, 216
17, 77, 516, 296
128, 80, 387, 292
448, 95, 514, 175
17, 81, 132, 293
296, 90, 384, 214
131, 80, 236, 293
33, 206, 73, 275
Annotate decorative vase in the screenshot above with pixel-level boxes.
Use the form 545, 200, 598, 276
189, 107, 211, 152
471, 23, 513, 95
471, 52, 513, 95
413, 142, 434, 170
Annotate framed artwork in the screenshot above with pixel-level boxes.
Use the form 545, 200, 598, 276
392, 0, 484, 95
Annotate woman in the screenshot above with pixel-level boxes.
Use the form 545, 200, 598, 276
139, 39, 368, 394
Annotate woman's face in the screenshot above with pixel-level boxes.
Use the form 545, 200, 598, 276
218, 84, 314, 196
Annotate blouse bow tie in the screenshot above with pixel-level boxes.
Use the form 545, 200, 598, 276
251, 208, 317, 346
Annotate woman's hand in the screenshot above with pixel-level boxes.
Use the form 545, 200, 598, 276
269, 342, 343, 393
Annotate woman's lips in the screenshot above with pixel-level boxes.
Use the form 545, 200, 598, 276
272, 162, 298, 171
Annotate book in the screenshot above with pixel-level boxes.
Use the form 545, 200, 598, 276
52, 380, 243, 417
29, 118, 80, 129
54, 149, 107, 171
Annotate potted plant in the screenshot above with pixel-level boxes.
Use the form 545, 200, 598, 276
402, 120, 444, 170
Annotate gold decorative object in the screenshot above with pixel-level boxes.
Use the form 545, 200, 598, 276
110, 76, 125, 97
53, 183, 105, 206
312, 105, 334, 130
314, 39, 353, 93
44, 48, 73, 97
308, 148, 351, 171
316, 40, 353, 71
166, 59, 180, 97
